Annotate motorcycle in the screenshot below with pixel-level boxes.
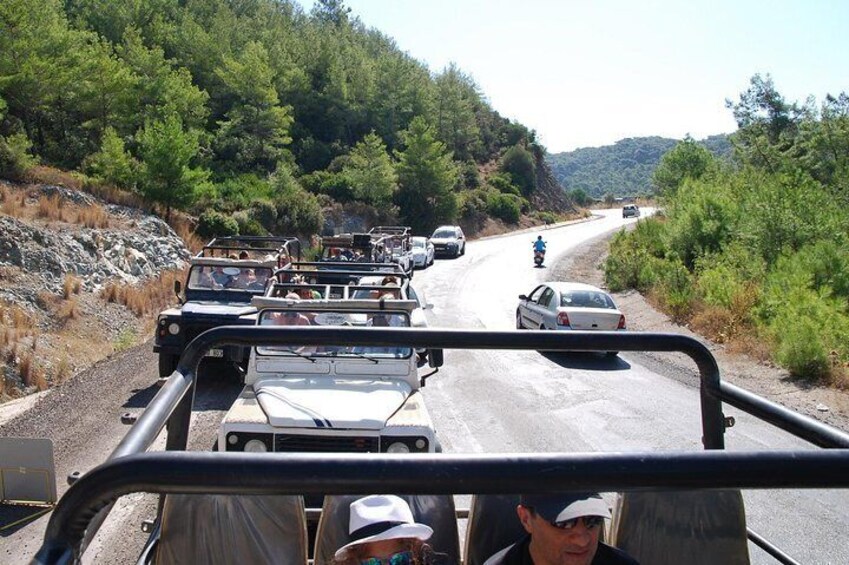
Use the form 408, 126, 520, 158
533, 242, 546, 267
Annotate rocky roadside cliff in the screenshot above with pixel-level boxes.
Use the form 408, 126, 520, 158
0, 180, 191, 402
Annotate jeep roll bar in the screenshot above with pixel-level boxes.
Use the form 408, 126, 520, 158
33, 328, 849, 564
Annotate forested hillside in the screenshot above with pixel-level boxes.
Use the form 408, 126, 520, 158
0, 0, 570, 237
546, 135, 731, 199
606, 75, 849, 386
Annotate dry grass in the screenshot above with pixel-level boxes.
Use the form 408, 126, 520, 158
1, 191, 25, 217
54, 356, 72, 383
62, 274, 82, 299
58, 298, 79, 320
171, 215, 204, 253
0, 183, 8, 203
78, 204, 110, 229
26, 165, 84, 190
101, 269, 185, 317
37, 193, 67, 221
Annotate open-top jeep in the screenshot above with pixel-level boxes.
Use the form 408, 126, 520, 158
154, 236, 301, 378
219, 292, 443, 456
197, 235, 301, 265
368, 226, 414, 275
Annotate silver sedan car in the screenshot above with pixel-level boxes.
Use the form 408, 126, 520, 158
516, 282, 626, 356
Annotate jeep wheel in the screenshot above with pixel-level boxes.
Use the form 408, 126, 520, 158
158, 354, 178, 378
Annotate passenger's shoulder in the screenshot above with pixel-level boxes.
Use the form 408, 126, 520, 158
593, 543, 640, 565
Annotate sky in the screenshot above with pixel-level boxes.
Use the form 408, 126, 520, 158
295, 1, 849, 154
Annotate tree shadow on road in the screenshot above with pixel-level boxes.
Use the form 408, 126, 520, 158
540, 351, 631, 371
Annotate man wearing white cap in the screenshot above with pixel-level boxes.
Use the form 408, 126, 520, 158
484, 493, 638, 565
334, 495, 437, 565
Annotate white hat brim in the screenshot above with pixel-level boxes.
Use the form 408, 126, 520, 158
334, 523, 433, 559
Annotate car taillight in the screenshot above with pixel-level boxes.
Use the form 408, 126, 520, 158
557, 312, 570, 326
617, 314, 626, 329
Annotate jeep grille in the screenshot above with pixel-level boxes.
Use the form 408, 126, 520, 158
274, 434, 379, 453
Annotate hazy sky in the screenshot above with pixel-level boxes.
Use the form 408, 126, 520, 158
296, 1, 849, 154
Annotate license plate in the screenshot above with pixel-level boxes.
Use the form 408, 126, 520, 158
205, 348, 224, 358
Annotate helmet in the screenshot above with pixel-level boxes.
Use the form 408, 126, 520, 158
537, 235, 542, 240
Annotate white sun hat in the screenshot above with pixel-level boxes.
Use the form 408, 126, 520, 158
334, 495, 433, 558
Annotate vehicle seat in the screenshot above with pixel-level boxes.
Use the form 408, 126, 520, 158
609, 490, 750, 565
155, 494, 308, 565
313, 495, 461, 565
464, 495, 525, 565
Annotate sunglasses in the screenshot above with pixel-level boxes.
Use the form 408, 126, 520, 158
551, 515, 604, 530
359, 550, 414, 565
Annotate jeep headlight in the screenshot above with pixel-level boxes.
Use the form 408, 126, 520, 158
168, 322, 180, 335
244, 439, 268, 453
386, 442, 410, 454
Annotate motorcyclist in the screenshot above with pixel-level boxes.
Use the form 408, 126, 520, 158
533, 235, 546, 266
533, 236, 546, 254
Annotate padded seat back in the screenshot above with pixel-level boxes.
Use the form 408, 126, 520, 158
156, 494, 308, 565
314, 495, 461, 565
463, 495, 525, 565
609, 490, 750, 565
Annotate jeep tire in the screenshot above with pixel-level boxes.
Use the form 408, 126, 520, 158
158, 353, 178, 378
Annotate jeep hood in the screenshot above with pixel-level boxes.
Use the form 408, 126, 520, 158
254, 377, 411, 429
180, 302, 256, 317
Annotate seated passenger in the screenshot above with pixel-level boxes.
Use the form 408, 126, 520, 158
333, 495, 438, 565
194, 267, 215, 288
211, 266, 230, 287
229, 268, 257, 289
484, 493, 638, 565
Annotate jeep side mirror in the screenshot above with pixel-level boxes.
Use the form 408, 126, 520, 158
518, 294, 528, 301
428, 348, 443, 368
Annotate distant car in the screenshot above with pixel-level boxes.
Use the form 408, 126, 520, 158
516, 282, 626, 357
622, 204, 640, 218
430, 225, 465, 258
411, 236, 435, 268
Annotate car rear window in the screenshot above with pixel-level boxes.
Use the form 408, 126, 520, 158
560, 291, 616, 309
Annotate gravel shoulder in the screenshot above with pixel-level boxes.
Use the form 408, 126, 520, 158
550, 228, 849, 433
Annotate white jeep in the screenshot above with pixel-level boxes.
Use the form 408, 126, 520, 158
218, 296, 441, 454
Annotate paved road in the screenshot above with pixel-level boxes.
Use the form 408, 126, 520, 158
412, 209, 848, 565
3, 209, 846, 563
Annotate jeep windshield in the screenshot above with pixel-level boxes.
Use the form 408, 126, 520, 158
256, 309, 412, 358
187, 264, 272, 292
432, 229, 455, 238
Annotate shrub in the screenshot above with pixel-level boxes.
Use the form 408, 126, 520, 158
0, 133, 38, 180
197, 210, 239, 238
487, 172, 521, 196
499, 144, 537, 196
537, 211, 558, 225
486, 192, 521, 224
62, 275, 82, 299
213, 174, 273, 211
273, 189, 322, 237
232, 210, 267, 236
249, 200, 278, 232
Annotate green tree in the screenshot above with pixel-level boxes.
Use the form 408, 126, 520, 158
136, 115, 209, 219
570, 188, 591, 207
434, 63, 480, 161
213, 41, 293, 174
342, 132, 397, 206
396, 117, 459, 233
83, 127, 136, 188
269, 162, 323, 236
500, 144, 537, 196
652, 136, 715, 197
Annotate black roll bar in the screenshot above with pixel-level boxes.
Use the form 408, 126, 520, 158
32, 327, 849, 564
